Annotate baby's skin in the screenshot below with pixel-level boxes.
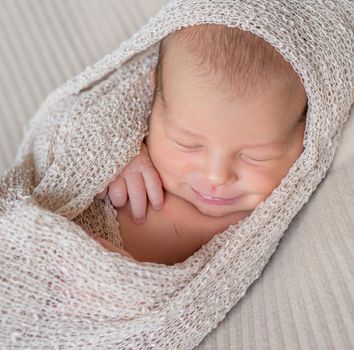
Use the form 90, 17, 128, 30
95, 32, 308, 265
115, 189, 251, 265
96, 141, 252, 265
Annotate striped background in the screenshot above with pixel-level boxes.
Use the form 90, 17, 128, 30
0, 0, 165, 174
1, 1, 353, 349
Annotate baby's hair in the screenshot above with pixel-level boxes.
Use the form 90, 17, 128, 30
154, 24, 307, 114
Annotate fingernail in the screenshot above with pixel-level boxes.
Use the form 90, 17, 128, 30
134, 217, 145, 225
154, 204, 163, 210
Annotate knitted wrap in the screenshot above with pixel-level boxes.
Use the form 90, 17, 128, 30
0, 0, 353, 348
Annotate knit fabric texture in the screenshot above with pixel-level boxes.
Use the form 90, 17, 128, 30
0, 0, 353, 348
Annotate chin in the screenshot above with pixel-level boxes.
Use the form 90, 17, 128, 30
196, 208, 234, 217
193, 203, 238, 217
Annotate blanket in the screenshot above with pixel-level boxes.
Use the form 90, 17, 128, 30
0, 0, 353, 348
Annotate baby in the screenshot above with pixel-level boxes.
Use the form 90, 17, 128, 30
95, 24, 308, 265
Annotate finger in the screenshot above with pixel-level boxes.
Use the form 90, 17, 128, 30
123, 143, 150, 174
124, 172, 147, 224
141, 166, 164, 210
95, 187, 108, 200
108, 176, 128, 207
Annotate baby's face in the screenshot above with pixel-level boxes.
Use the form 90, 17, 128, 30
145, 53, 307, 218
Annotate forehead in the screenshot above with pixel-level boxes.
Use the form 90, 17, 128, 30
155, 87, 306, 154
162, 72, 302, 122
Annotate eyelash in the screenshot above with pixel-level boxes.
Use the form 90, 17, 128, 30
239, 153, 269, 162
175, 142, 201, 149
174, 141, 270, 162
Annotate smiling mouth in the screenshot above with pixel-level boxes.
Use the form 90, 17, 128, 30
192, 188, 240, 205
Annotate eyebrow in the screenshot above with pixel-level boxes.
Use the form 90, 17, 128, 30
172, 122, 206, 138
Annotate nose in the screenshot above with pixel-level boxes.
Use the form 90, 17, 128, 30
204, 153, 237, 188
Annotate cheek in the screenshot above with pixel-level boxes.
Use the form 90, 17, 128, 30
241, 167, 277, 193
153, 149, 199, 177
147, 135, 193, 185
240, 157, 297, 194
257, 152, 303, 193
248, 131, 305, 192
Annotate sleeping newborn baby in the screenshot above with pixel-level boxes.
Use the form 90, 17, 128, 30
95, 24, 308, 265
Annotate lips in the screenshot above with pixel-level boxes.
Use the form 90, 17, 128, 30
192, 188, 240, 205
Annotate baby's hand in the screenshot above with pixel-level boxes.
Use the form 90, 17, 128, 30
95, 142, 164, 224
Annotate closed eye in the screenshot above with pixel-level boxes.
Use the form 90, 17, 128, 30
239, 153, 271, 162
173, 140, 277, 160
174, 140, 202, 149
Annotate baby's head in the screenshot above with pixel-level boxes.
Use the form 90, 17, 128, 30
145, 24, 308, 218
